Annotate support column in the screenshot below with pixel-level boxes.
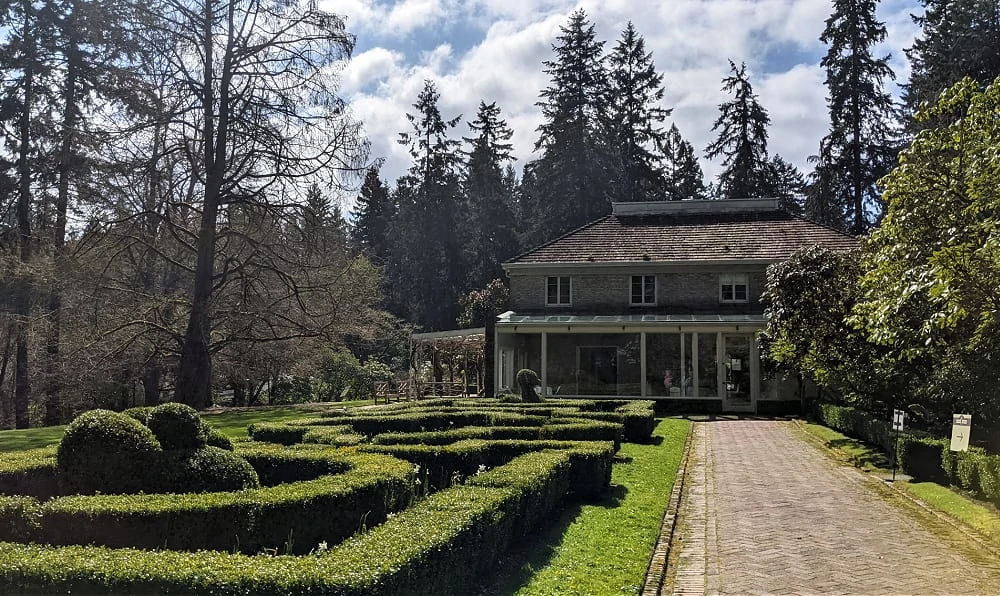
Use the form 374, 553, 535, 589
541, 332, 548, 393
640, 332, 647, 398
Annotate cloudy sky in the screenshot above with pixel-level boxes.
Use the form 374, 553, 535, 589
324, 0, 923, 201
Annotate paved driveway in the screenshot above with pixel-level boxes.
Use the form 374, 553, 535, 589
667, 420, 1000, 595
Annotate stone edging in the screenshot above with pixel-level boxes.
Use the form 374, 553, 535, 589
642, 420, 695, 596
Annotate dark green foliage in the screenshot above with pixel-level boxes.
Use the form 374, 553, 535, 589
147, 403, 209, 449
372, 426, 541, 446
705, 61, 772, 199
662, 124, 707, 200
205, 428, 234, 451
898, 436, 948, 482
247, 421, 314, 445
0, 448, 58, 499
56, 409, 163, 495
811, 0, 897, 234
122, 407, 154, 426
813, 403, 893, 452
457, 279, 509, 329
903, 0, 1000, 128
0, 496, 41, 542
350, 165, 396, 264
605, 21, 671, 202
153, 447, 260, 494
301, 426, 364, 446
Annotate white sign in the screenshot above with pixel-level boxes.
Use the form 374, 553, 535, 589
892, 409, 905, 431
951, 414, 972, 452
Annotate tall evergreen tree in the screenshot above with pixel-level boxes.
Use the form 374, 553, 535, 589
763, 155, 806, 215
462, 101, 518, 291
705, 61, 772, 199
605, 21, 671, 202
662, 123, 707, 200
528, 9, 611, 237
812, 0, 897, 235
350, 165, 394, 264
904, 0, 1000, 127
389, 80, 465, 331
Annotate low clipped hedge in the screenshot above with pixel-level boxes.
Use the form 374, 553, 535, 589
898, 436, 948, 483
35, 449, 413, 554
372, 426, 540, 446
813, 403, 893, 452
0, 496, 41, 542
0, 442, 598, 594
0, 448, 58, 499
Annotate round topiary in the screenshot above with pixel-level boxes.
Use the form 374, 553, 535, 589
147, 403, 208, 449
516, 369, 542, 403
57, 409, 162, 495
153, 447, 260, 494
205, 428, 234, 451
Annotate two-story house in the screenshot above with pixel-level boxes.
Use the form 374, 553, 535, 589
494, 198, 857, 413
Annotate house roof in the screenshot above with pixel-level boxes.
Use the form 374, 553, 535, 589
505, 208, 858, 266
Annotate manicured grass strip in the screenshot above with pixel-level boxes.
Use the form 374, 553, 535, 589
797, 420, 1000, 550
484, 417, 689, 595
0, 427, 67, 453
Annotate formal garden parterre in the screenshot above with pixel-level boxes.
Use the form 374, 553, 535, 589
0, 398, 657, 594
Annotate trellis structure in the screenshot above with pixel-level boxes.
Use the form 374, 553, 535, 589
408, 327, 486, 399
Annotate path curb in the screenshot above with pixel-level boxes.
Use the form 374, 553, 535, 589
642, 420, 695, 596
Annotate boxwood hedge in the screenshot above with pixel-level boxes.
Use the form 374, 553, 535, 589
0, 444, 597, 594
0, 448, 58, 499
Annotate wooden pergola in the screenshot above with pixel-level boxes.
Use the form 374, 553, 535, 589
407, 327, 487, 399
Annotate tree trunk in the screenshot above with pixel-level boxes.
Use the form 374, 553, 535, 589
14, 1, 34, 429
141, 360, 162, 406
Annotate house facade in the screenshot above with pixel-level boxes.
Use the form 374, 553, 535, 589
494, 198, 857, 413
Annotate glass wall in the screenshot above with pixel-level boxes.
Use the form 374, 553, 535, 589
698, 333, 719, 397
646, 333, 693, 397
546, 333, 641, 396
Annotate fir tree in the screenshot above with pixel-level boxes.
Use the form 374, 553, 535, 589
462, 101, 518, 290
389, 80, 465, 331
763, 155, 806, 215
350, 165, 394, 264
528, 9, 611, 237
662, 123, 707, 200
904, 0, 1000, 128
705, 61, 772, 199
605, 21, 671, 202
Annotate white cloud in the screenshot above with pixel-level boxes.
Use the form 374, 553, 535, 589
335, 0, 923, 193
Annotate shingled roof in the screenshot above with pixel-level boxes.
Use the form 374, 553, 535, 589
506, 206, 858, 265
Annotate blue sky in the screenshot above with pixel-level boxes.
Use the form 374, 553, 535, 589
324, 0, 923, 204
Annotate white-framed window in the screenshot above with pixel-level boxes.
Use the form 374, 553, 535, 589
630, 275, 656, 306
546, 276, 571, 306
720, 273, 749, 303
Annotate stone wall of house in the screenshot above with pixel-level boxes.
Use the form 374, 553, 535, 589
507, 268, 768, 313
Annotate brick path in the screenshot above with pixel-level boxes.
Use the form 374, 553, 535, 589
666, 420, 1000, 595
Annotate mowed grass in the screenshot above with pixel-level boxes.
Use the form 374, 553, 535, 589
482, 417, 690, 595
0, 401, 373, 451
796, 420, 1000, 549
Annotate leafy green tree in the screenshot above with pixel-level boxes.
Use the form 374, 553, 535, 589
705, 61, 772, 199
605, 21, 671, 202
903, 0, 1000, 128
350, 165, 394, 265
662, 124, 707, 201
462, 101, 518, 290
760, 246, 893, 409
390, 80, 465, 331
457, 279, 510, 329
527, 9, 611, 237
812, 0, 898, 234
855, 77, 1000, 424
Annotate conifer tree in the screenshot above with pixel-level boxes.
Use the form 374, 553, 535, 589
705, 61, 772, 199
462, 101, 518, 290
389, 80, 465, 331
350, 166, 394, 264
812, 0, 897, 234
528, 9, 611, 237
662, 124, 707, 200
904, 0, 1000, 127
605, 21, 671, 202
764, 155, 806, 215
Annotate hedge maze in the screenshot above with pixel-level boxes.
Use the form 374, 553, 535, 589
0, 398, 656, 594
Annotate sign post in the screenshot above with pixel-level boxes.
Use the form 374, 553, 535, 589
891, 409, 905, 482
951, 414, 972, 452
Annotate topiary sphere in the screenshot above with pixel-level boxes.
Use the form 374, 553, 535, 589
147, 403, 208, 449
57, 409, 162, 495
154, 447, 260, 494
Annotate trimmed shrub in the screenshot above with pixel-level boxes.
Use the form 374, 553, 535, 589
122, 406, 154, 425
147, 403, 209, 449
0, 448, 58, 499
814, 403, 893, 452
205, 428, 234, 451
56, 409, 162, 495
238, 443, 351, 486
898, 436, 948, 482
153, 447, 260, 494
247, 422, 312, 445
0, 496, 41, 542
300, 426, 364, 446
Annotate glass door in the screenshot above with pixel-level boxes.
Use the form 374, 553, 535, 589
723, 334, 753, 411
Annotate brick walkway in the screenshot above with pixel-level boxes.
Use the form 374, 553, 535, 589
666, 420, 1000, 595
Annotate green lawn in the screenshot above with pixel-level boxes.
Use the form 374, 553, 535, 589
0, 401, 372, 451
795, 420, 1000, 549
482, 417, 690, 595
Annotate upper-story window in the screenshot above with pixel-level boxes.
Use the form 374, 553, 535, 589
720, 273, 749, 303
546, 276, 571, 306
630, 275, 656, 306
